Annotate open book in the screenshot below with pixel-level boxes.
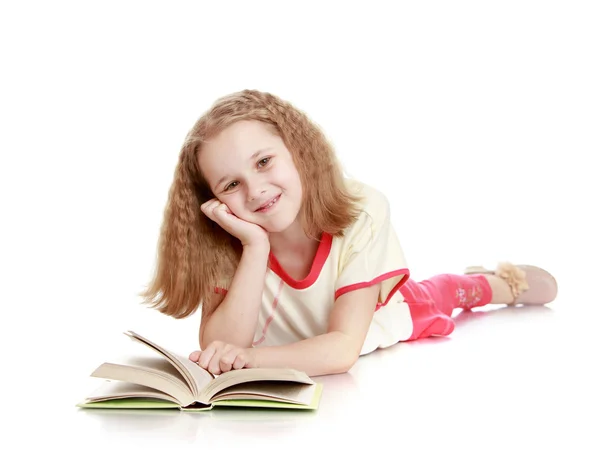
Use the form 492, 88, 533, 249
77, 331, 322, 412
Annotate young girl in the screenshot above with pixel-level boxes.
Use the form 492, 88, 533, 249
141, 89, 558, 377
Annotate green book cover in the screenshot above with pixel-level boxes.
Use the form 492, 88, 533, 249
77, 382, 323, 412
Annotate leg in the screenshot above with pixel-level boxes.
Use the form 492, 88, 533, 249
415, 263, 555, 311
482, 274, 516, 305
418, 273, 494, 313
399, 262, 557, 341
400, 273, 494, 341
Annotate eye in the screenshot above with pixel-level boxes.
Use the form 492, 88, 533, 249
224, 181, 239, 191
257, 157, 271, 167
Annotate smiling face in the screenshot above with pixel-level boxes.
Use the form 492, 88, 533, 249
198, 120, 304, 233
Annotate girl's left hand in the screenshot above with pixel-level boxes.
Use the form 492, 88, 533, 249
188, 341, 257, 375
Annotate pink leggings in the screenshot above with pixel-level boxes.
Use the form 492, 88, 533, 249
398, 273, 493, 341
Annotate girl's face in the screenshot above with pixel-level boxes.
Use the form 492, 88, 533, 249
198, 120, 304, 233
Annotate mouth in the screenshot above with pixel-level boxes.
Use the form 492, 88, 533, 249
255, 194, 281, 212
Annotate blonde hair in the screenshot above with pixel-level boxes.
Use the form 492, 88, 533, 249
140, 89, 362, 319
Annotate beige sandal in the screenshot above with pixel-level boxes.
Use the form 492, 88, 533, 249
464, 262, 558, 305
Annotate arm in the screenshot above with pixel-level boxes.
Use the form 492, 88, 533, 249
251, 283, 381, 376
200, 242, 270, 349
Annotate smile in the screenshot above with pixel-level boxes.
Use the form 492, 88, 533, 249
255, 195, 281, 213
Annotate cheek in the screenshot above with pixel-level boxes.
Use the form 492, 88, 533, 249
288, 169, 303, 195
220, 195, 242, 212
277, 163, 302, 187
226, 196, 256, 220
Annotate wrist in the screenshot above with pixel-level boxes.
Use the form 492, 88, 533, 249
242, 240, 270, 255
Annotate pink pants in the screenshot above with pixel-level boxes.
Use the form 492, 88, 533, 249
399, 273, 493, 341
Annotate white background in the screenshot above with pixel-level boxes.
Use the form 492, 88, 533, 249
1, 1, 598, 451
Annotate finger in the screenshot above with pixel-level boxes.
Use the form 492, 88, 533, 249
219, 359, 233, 373
201, 200, 220, 217
200, 198, 219, 211
207, 354, 223, 375
232, 354, 247, 370
213, 203, 233, 217
189, 351, 201, 362
207, 202, 232, 224
207, 344, 233, 375
198, 344, 217, 370
219, 349, 240, 373
201, 199, 220, 213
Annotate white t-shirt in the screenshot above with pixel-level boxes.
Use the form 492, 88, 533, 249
246, 179, 414, 355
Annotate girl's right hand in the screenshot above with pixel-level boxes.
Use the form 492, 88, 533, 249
201, 199, 269, 248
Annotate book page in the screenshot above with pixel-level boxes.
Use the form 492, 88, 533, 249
200, 368, 314, 402
210, 381, 317, 406
83, 380, 180, 404
91, 358, 196, 407
125, 331, 213, 399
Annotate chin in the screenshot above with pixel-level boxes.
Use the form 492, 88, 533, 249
262, 222, 292, 234
261, 216, 297, 234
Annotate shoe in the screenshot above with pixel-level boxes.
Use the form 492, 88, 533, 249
464, 262, 558, 305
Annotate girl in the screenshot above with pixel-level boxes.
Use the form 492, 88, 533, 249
141, 89, 558, 377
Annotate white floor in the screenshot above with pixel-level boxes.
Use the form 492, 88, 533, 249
25, 281, 599, 454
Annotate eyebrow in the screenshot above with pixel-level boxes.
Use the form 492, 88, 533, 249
214, 148, 273, 190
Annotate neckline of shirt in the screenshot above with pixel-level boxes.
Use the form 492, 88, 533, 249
268, 232, 333, 289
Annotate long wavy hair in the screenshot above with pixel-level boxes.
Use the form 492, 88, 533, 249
140, 89, 363, 319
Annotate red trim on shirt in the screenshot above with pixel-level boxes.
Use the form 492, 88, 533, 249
268, 232, 333, 289
335, 268, 410, 310
252, 279, 285, 347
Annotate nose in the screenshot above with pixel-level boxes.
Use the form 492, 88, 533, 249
246, 179, 266, 202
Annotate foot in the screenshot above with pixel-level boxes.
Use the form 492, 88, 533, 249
465, 262, 558, 305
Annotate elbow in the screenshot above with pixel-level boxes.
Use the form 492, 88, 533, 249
341, 354, 360, 374
330, 349, 360, 375
328, 358, 358, 375
308, 348, 359, 376
339, 334, 363, 373
323, 333, 362, 374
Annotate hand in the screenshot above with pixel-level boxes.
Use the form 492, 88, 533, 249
189, 340, 257, 375
201, 199, 269, 248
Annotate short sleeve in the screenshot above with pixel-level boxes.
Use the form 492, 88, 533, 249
334, 186, 409, 307
214, 274, 233, 295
